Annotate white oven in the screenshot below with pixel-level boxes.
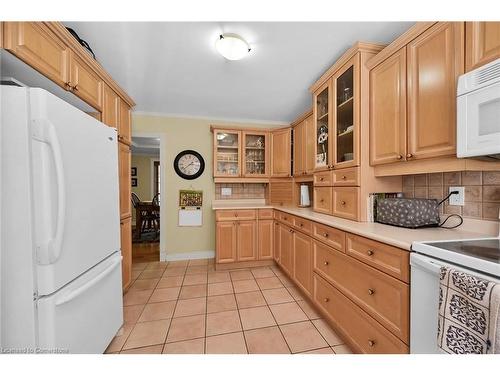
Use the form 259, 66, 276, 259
457, 58, 500, 159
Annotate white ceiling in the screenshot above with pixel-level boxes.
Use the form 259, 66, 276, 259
131, 136, 160, 156
65, 22, 413, 123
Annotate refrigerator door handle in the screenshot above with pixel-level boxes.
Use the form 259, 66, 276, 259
33, 119, 66, 264
55, 256, 122, 306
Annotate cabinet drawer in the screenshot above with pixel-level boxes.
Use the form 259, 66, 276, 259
279, 212, 293, 225
312, 223, 345, 251
315, 246, 409, 342
258, 209, 274, 219
313, 274, 408, 354
313, 170, 333, 186
332, 187, 359, 220
313, 187, 332, 215
346, 233, 409, 283
216, 209, 256, 221
332, 167, 360, 186
293, 216, 312, 234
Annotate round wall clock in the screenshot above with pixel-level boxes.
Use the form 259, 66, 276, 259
173, 150, 205, 180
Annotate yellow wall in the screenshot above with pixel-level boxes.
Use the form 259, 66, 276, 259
132, 113, 284, 260
131, 154, 157, 201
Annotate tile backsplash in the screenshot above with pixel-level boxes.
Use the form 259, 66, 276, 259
402, 171, 500, 221
215, 183, 266, 200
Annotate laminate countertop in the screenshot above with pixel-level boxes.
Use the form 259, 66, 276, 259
212, 203, 497, 251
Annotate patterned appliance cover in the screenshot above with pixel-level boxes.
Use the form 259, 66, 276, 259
375, 198, 440, 229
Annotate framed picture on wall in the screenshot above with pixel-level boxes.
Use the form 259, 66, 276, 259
131, 167, 137, 176
131, 178, 137, 187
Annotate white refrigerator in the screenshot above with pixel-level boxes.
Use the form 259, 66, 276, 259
0, 85, 123, 353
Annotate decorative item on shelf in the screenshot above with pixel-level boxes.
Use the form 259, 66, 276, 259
255, 137, 264, 148
342, 87, 352, 103
317, 124, 328, 166
131, 178, 137, 187
342, 152, 354, 162
338, 125, 354, 137
131, 167, 137, 176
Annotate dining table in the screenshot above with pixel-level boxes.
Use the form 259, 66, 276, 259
134, 201, 159, 240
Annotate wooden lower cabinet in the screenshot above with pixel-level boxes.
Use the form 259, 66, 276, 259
293, 230, 312, 296
237, 221, 257, 261
258, 220, 273, 260
314, 273, 408, 353
279, 224, 294, 275
120, 217, 132, 290
216, 221, 237, 263
273, 221, 281, 262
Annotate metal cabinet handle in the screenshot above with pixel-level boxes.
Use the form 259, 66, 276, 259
73, 84, 79, 91
368, 340, 375, 347
406, 153, 413, 159
324, 297, 329, 303
320, 177, 324, 181
341, 175, 346, 180
368, 288, 375, 295
320, 199, 324, 203
396, 155, 403, 160
367, 250, 374, 256
324, 260, 329, 266
340, 201, 346, 206
299, 223, 303, 227
323, 233, 329, 238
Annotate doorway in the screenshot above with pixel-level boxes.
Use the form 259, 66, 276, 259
130, 135, 162, 263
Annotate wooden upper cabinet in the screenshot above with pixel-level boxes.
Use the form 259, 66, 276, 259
216, 222, 237, 263
271, 128, 291, 177
102, 84, 120, 128
370, 47, 407, 165
242, 131, 269, 177
332, 55, 360, 169
407, 22, 464, 160
258, 220, 273, 260
4, 22, 69, 88
293, 121, 304, 176
118, 99, 132, 144
118, 142, 131, 220
466, 22, 500, 72
313, 80, 333, 170
304, 115, 316, 174
214, 130, 242, 177
69, 52, 104, 110
236, 221, 257, 261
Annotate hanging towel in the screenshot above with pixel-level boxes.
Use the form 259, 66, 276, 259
438, 267, 500, 354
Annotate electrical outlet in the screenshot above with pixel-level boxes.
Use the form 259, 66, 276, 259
221, 187, 232, 196
449, 186, 465, 206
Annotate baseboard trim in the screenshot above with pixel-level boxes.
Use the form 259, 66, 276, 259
163, 250, 215, 262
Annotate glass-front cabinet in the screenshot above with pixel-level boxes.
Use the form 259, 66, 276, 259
313, 80, 332, 170
214, 130, 241, 177
333, 56, 359, 168
242, 131, 269, 177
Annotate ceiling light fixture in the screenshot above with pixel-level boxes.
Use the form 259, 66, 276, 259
215, 33, 251, 61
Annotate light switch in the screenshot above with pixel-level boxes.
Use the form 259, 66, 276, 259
221, 188, 232, 196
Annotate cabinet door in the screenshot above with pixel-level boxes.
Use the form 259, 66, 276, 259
118, 99, 132, 145
271, 128, 291, 177
313, 187, 332, 215
258, 220, 273, 260
273, 221, 281, 263
237, 220, 257, 261
118, 142, 131, 220
293, 231, 312, 296
216, 222, 237, 263
333, 55, 359, 169
407, 22, 464, 160
313, 80, 332, 170
69, 52, 104, 110
4, 22, 69, 88
293, 121, 304, 176
369, 48, 407, 165
304, 114, 316, 174
214, 130, 241, 177
102, 84, 119, 128
279, 224, 293, 275
120, 217, 132, 290
466, 22, 500, 72
243, 131, 269, 177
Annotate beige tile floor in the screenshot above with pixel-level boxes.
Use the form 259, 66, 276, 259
106, 258, 353, 354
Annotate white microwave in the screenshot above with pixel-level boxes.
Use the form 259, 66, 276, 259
457, 58, 500, 159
